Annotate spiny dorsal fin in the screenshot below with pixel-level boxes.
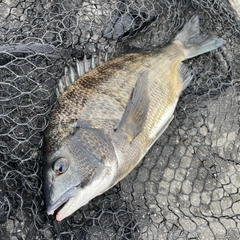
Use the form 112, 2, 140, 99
115, 71, 149, 142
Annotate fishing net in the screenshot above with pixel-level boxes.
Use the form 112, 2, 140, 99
0, 0, 239, 239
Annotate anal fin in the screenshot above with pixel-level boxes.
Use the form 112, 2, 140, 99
115, 71, 149, 142
146, 114, 174, 153
179, 63, 193, 91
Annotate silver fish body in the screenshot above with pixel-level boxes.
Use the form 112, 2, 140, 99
43, 15, 223, 221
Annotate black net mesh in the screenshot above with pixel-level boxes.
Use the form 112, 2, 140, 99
0, 0, 240, 239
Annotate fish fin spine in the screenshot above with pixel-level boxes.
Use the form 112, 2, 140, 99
179, 63, 194, 91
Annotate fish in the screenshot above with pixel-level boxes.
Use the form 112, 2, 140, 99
42, 15, 223, 221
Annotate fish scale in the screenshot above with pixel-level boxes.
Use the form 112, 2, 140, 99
144, 47, 184, 138
81, 50, 181, 134
45, 53, 145, 156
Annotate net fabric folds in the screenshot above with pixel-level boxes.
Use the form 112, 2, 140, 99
0, 0, 239, 239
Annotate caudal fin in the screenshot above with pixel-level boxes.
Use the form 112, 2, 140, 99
174, 15, 223, 60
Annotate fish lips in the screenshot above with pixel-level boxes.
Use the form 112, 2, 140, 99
46, 186, 78, 216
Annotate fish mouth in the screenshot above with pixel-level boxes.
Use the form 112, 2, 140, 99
46, 186, 78, 216
54, 172, 112, 221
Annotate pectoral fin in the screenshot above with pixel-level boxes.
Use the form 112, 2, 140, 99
115, 71, 149, 142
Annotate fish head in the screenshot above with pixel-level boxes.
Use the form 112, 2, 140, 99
43, 127, 118, 221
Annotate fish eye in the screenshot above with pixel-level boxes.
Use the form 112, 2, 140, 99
53, 158, 69, 175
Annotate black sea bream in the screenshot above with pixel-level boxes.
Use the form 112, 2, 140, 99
43, 16, 223, 221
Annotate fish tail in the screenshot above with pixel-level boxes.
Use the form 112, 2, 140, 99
174, 15, 223, 60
